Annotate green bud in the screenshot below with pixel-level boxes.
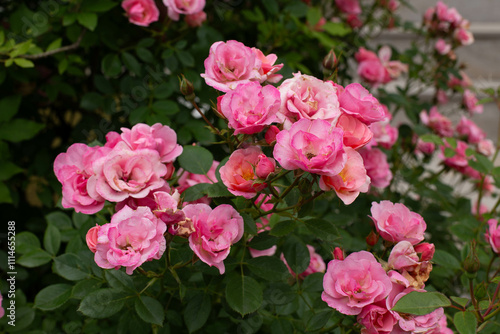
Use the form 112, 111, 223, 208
179, 74, 195, 101
322, 49, 337, 72
463, 241, 481, 276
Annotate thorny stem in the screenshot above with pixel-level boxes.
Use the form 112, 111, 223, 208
483, 281, 500, 317
469, 278, 485, 322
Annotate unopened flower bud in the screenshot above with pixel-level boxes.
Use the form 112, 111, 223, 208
333, 247, 344, 260
255, 154, 276, 179
463, 241, 481, 277
366, 230, 379, 247
265, 125, 280, 145
179, 74, 195, 101
86, 225, 100, 253
322, 49, 338, 72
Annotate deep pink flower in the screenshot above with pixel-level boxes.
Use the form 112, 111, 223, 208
485, 219, 500, 254
201, 40, 262, 92
359, 148, 392, 189
420, 107, 454, 137
273, 118, 346, 176
370, 201, 426, 245
319, 147, 370, 205
220, 147, 273, 198
53, 143, 108, 214
463, 89, 483, 115
322, 251, 392, 315
265, 125, 280, 145
357, 59, 390, 86
277, 73, 341, 128
335, 114, 373, 149
185, 204, 244, 274
120, 123, 183, 163
440, 140, 469, 171
338, 83, 386, 124
184, 11, 206, 27
335, 0, 361, 15
115, 183, 171, 212
86, 225, 100, 253
415, 137, 436, 155
122, 0, 159, 27
219, 81, 280, 135
456, 116, 486, 144
163, 0, 205, 21
94, 206, 167, 275
414, 243, 435, 261
355, 48, 379, 63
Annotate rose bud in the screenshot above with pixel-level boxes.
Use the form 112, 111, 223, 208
86, 225, 100, 253
255, 154, 276, 179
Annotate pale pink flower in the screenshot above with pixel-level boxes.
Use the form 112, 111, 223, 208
273, 118, 346, 176
370, 201, 426, 245
122, 0, 159, 27
120, 123, 183, 163
425, 316, 454, 334
163, 0, 205, 21
220, 147, 273, 198
319, 147, 370, 205
53, 143, 108, 214
86, 225, 100, 253
277, 73, 341, 128
388, 241, 421, 272
322, 251, 392, 315
185, 203, 244, 274
152, 190, 186, 234
369, 121, 398, 149
335, 0, 361, 15
448, 71, 472, 89
87, 142, 168, 202
359, 148, 392, 189
477, 139, 495, 157
378, 46, 408, 79
249, 246, 277, 258
454, 27, 474, 46
338, 83, 386, 124
436, 89, 449, 104
463, 89, 483, 115
435, 39, 451, 55
420, 107, 454, 137
485, 219, 500, 254
184, 11, 206, 27
335, 114, 373, 149
94, 206, 167, 275
456, 116, 486, 144
105, 131, 123, 148
282, 245, 326, 279
219, 81, 280, 135
252, 48, 284, 84
357, 301, 397, 334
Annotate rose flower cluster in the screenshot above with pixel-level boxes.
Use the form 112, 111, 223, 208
121, 0, 206, 27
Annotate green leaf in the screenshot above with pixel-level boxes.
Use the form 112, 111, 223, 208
136, 47, 154, 63
305, 310, 334, 332
283, 235, 310, 275
178, 145, 214, 175
261, 0, 279, 15
34, 284, 73, 311
81, 0, 117, 12
17, 248, 52, 267
454, 311, 477, 334
80, 92, 104, 110
206, 182, 233, 198
135, 295, 164, 326
78, 289, 126, 319
0, 119, 44, 142
54, 253, 91, 281
270, 220, 296, 237
152, 100, 180, 115
322, 22, 351, 36
433, 250, 461, 271
392, 291, 451, 315
46, 211, 73, 231
0, 161, 23, 181
105, 269, 136, 292
247, 256, 288, 281
304, 219, 339, 242
0, 94, 21, 122
121, 51, 142, 75
0, 181, 11, 203
469, 153, 494, 174
46, 38, 62, 52
72, 278, 103, 299
242, 212, 257, 235
101, 53, 122, 77
177, 50, 194, 68
58, 57, 68, 74
270, 318, 294, 334
306, 7, 322, 26
184, 292, 212, 333
182, 183, 211, 202
248, 231, 277, 251
77, 12, 98, 31
420, 134, 444, 145
450, 296, 469, 308
302, 272, 324, 292
16, 231, 41, 254
225, 275, 263, 316
44, 224, 61, 255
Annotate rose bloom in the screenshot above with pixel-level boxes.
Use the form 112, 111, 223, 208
54, 143, 108, 214
357, 58, 390, 86
319, 147, 370, 205
359, 148, 392, 189
415, 136, 436, 155
463, 89, 483, 115
219, 81, 280, 135
477, 139, 495, 157
414, 242, 435, 261
485, 219, 500, 254
201, 40, 264, 92
94, 206, 167, 275
378, 46, 408, 80
448, 71, 472, 89
122, 0, 159, 27
87, 142, 168, 203
338, 83, 386, 124
273, 118, 346, 176
440, 140, 469, 171
420, 106, 454, 137
177, 160, 219, 189
322, 251, 392, 315
120, 123, 183, 163
277, 73, 341, 129
184, 11, 206, 27
86, 225, 100, 253
335, 114, 373, 149
252, 47, 284, 84
369, 121, 398, 149
357, 301, 398, 334
0, 290, 4, 318
454, 27, 474, 46
456, 116, 486, 144
282, 245, 326, 279
335, 0, 361, 15
435, 39, 451, 55
115, 183, 171, 212
163, 0, 206, 21
220, 147, 274, 199
370, 201, 427, 245
185, 203, 244, 274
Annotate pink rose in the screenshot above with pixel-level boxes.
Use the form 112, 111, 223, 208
388, 241, 421, 272
219, 81, 280, 135
378, 46, 408, 80
265, 125, 280, 145
369, 121, 398, 149
115, 183, 171, 212
53, 143, 107, 214
120, 123, 183, 163
0, 290, 3, 318
414, 242, 435, 261
415, 137, 436, 156
346, 14, 363, 28
322, 251, 392, 315
456, 116, 486, 144
357, 59, 390, 86
370, 201, 426, 245
355, 48, 379, 63
201, 40, 262, 92
153, 190, 189, 235
420, 107, 454, 137
86, 225, 100, 253
185, 204, 244, 274
435, 39, 451, 55
485, 219, 500, 254
463, 89, 483, 115
440, 140, 469, 171
335, 114, 373, 149
252, 48, 284, 84
319, 147, 370, 205
359, 148, 392, 189
184, 11, 206, 27
338, 83, 386, 124
425, 316, 454, 334
335, 0, 361, 15
220, 147, 273, 199
437, 89, 449, 104
87, 142, 168, 202
255, 154, 276, 179
282, 245, 326, 279
94, 206, 167, 275
454, 27, 474, 46
277, 73, 341, 128
477, 139, 495, 157
163, 0, 206, 21
122, 0, 160, 27
448, 71, 471, 89
357, 301, 398, 334
273, 118, 346, 176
